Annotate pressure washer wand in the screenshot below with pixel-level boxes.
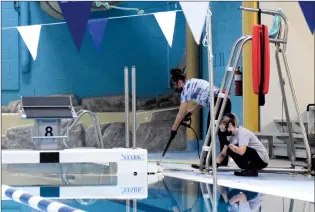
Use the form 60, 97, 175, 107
157, 136, 174, 165
157, 119, 192, 165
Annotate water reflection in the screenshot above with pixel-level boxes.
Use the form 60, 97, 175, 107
2, 165, 314, 212
217, 186, 264, 212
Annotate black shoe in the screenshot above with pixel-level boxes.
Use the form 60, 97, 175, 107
191, 163, 220, 169
191, 158, 208, 170
191, 164, 202, 169
234, 169, 258, 177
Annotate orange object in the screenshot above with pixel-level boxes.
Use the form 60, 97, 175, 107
252, 24, 270, 95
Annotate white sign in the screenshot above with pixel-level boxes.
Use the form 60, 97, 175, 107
37, 120, 59, 137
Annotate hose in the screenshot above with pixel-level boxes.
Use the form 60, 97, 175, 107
180, 119, 200, 159
157, 116, 201, 165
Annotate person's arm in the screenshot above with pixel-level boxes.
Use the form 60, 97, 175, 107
171, 102, 188, 131
216, 145, 228, 164
227, 129, 250, 155
228, 143, 247, 155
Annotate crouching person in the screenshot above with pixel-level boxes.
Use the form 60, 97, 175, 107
216, 113, 269, 177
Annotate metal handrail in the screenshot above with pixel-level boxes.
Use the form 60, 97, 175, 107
200, 36, 252, 171
62, 109, 104, 149
239, 6, 289, 51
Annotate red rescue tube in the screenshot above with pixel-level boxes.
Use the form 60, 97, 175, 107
252, 24, 270, 95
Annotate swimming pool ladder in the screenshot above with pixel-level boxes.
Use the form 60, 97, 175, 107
199, 6, 312, 174
62, 109, 104, 149
200, 183, 214, 212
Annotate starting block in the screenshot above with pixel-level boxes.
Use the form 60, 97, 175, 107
19, 96, 77, 150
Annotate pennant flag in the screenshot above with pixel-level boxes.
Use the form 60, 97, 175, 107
154, 11, 176, 47
17, 25, 41, 61
299, 1, 315, 34
179, 1, 209, 45
88, 18, 109, 51
58, 1, 93, 50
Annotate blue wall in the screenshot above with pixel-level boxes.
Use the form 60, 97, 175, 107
2, 1, 243, 143
1, 2, 186, 105
201, 2, 243, 140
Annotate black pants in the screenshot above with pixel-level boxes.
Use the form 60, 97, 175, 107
227, 146, 268, 170
206, 97, 232, 166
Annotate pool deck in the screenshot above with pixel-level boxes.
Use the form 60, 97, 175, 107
148, 152, 315, 203
1, 150, 314, 203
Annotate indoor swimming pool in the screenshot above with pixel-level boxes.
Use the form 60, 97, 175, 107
2, 161, 314, 212
1, 1, 315, 212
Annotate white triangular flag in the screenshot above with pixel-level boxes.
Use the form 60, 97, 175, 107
179, 1, 209, 45
17, 25, 41, 60
154, 11, 176, 47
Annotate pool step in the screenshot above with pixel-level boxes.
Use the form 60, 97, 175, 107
273, 118, 308, 134
255, 132, 312, 159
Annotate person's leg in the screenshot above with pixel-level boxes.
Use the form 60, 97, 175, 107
203, 97, 232, 167
217, 98, 232, 166
243, 147, 268, 170
233, 147, 268, 176
226, 147, 249, 169
200, 111, 212, 167
224, 98, 232, 114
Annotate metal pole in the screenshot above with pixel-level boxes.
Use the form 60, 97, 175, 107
200, 183, 212, 212
239, 6, 289, 52
275, 46, 296, 162
281, 51, 312, 172
132, 66, 137, 149
206, 8, 217, 212
133, 199, 137, 212
124, 66, 130, 148
125, 66, 131, 212
126, 200, 130, 212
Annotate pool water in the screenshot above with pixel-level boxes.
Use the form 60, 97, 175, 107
2, 163, 314, 212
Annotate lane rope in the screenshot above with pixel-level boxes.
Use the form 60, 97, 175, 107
2, 185, 85, 212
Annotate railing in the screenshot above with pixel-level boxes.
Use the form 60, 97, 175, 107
63, 109, 104, 149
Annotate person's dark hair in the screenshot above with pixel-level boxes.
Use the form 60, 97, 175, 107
219, 113, 238, 127
170, 68, 185, 88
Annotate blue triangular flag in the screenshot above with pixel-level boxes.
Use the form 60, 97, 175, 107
88, 18, 109, 51
299, 1, 315, 34
58, 1, 93, 50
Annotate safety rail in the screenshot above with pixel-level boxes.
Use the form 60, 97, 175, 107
62, 109, 104, 149
239, 6, 289, 51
